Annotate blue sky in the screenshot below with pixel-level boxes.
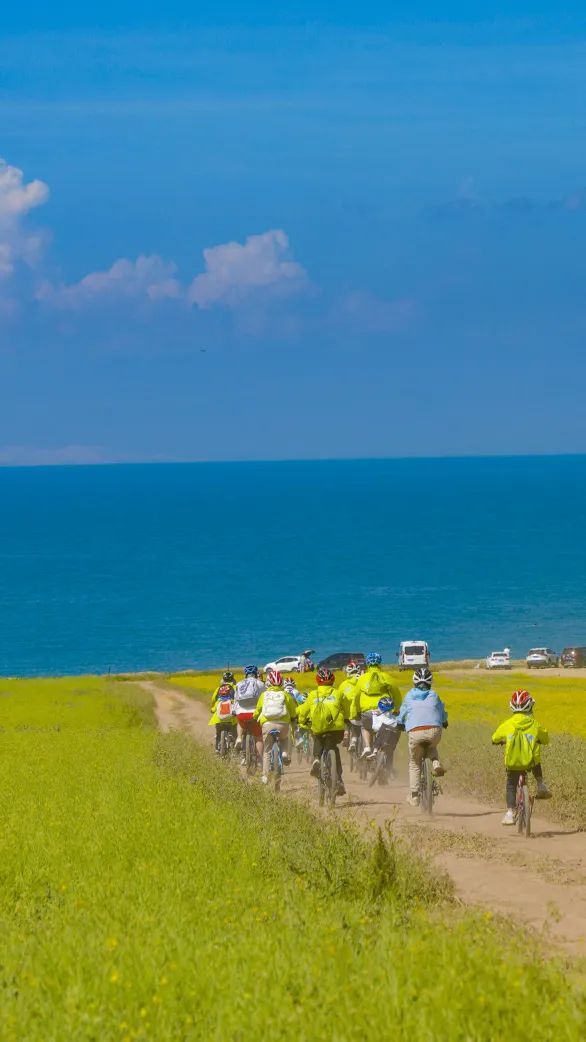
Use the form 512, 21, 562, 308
1, 3, 586, 463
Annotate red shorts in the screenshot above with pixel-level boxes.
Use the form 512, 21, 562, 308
237, 712, 262, 738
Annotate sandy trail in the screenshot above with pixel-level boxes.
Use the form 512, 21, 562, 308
141, 681, 586, 956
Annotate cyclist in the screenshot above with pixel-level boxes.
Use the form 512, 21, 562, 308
371, 695, 401, 772
397, 668, 447, 806
338, 662, 362, 752
298, 667, 350, 796
208, 682, 238, 753
233, 665, 265, 766
491, 689, 551, 826
283, 677, 310, 748
351, 652, 402, 759
211, 670, 237, 701
253, 670, 298, 784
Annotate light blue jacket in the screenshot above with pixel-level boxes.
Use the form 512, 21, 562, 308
398, 687, 448, 732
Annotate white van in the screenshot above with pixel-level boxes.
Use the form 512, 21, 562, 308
397, 640, 430, 671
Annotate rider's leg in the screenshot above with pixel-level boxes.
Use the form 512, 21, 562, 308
215, 723, 222, 753
386, 728, 400, 769
502, 769, 520, 823
407, 732, 425, 794
532, 763, 552, 798
311, 733, 323, 777
348, 721, 361, 750
235, 721, 243, 750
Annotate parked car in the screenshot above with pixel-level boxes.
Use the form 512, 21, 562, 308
486, 649, 511, 670
318, 652, 366, 671
263, 651, 314, 674
397, 640, 430, 671
526, 647, 558, 668
560, 646, 586, 668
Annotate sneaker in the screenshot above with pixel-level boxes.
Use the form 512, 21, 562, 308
310, 759, 321, 778
282, 752, 291, 766
295, 736, 305, 748
234, 738, 242, 751
260, 775, 269, 785
240, 757, 247, 767
360, 746, 372, 759
366, 750, 377, 761
536, 782, 552, 800
348, 738, 357, 751
432, 760, 445, 777
337, 781, 346, 796
501, 809, 516, 826
406, 792, 420, 807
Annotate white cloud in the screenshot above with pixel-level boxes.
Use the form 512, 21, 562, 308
188, 229, 307, 308
39, 254, 182, 309
0, 158, 50, 282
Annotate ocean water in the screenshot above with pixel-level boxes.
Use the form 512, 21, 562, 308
0, 457, 585, 677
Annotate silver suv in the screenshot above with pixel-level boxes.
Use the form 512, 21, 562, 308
526, 647, 558, 668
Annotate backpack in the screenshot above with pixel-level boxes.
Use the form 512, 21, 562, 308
505, 729, 537, 769
216, 697, 234, 719
262, 690, 287, 720
361, 670, 385, 697
311, 694, 337, 731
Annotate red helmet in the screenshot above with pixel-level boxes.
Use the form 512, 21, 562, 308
510, 689, 534, 713
316, 667, 335, 686
266, 670, 283, 687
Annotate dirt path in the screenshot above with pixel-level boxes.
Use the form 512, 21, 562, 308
141, 682, 586, 956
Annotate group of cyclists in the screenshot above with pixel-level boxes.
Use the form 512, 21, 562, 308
209, 652, 553, 823
208, 652, 448, 805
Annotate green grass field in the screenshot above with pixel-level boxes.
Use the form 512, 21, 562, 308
0, 675, 584, 1040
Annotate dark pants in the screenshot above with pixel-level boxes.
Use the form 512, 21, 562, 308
506, 764, 542, 809
215, 723, 237, 751
313, 731, 344, 778
373, 727, 400, 769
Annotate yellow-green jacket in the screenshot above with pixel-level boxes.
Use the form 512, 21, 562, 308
491, 714, 549, 768
350, 666, 402, 718
209, 685, 237, 727
298, 685, 350, 735
337, 675, 359, 705
253, 686, 298, 726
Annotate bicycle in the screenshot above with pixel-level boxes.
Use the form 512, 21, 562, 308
419, 742, 442, 814
295, 726, 312, 765
516, 770, 534, 837
218, 725, 236, 760
267, 729, 284, 791
368, 727, 397, 788
242, 728, 258, 774
348, 724, 362, 774
317, 734, 340, 807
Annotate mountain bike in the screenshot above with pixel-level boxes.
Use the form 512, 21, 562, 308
317, 734, 340, 807
368, 727, 397, 788
516, 770, 534, 837
348, 724, 362, 774
267, 729, 284, 792
295, 727, 312, 765
243, 730, 257, 774
419, 742, 442, 814
218, 725, 236, 759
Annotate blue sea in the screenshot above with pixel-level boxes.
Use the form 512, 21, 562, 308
0, 457, 585, 677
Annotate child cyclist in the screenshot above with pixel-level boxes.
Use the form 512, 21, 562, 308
298, 667, 350, 797
397, 668, 448, 806
253, 671, 298, 784
337, 661, 362, 752
233, 665, 265, 766
492, 689, 551, 825
209, 682, 238, 753
351, 652, 402, 759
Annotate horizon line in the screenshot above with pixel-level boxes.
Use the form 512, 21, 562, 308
1, 450, 586, 471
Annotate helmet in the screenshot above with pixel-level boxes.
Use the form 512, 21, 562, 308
366, 652, 382, 666
218, 684, 233, 698
377, 696, 395, 713
413, 667, 433, 688
345, 661, 360, 676
510, 689, 534, 714
283, 676, 296, 689
222, 671, 235, 684
316, 667, 334, 686
244, 665, 258, 677
266, 670, 283, 687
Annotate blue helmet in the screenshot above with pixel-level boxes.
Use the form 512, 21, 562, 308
366, 652, 382, 666
244, 665, 258, 677
378, 697, 394, 713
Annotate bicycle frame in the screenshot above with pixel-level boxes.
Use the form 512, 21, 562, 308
268, 729, 284, 791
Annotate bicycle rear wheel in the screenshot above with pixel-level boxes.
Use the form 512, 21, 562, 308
517, 782, 531, 837
244, 732, 255, 772
369, 749, 384, 788
420, 756, 433, 814
327, 748, 338, 807
219, 730, 227, 758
